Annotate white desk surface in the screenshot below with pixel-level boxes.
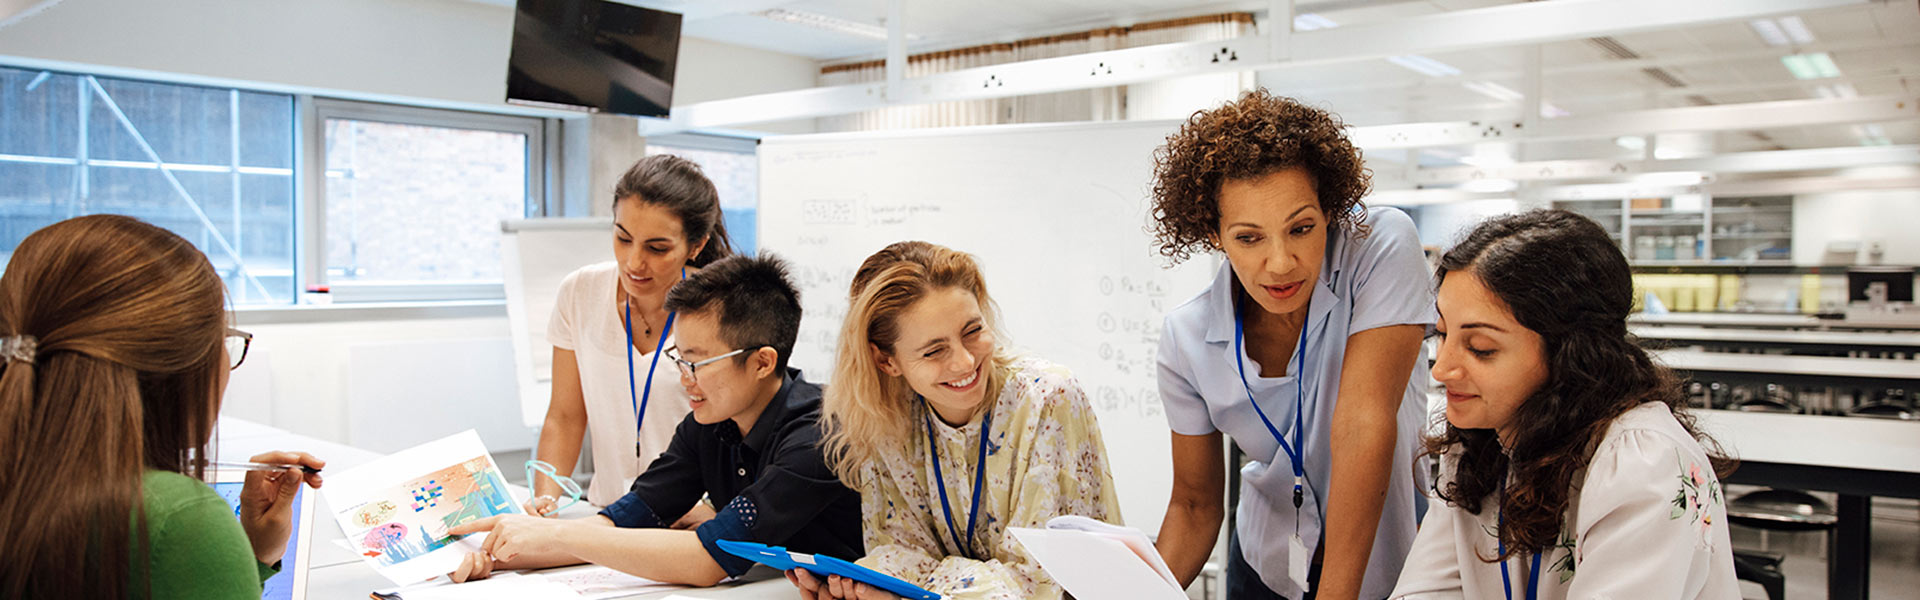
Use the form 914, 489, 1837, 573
1693, 410, 1920, 474
214, 417, 798, 599
1650, 348, 1920, 380
1633, 325, 1920, 347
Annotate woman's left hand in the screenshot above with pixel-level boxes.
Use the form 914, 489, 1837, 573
237, 450, 326, 565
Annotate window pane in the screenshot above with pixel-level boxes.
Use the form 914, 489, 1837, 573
0, 66, 296, 305
645, 144, 757, 255
323, 119, 528, 283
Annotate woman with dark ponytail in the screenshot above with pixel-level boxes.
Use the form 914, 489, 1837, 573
1390, 209, 1738, 599
0, 215, 324, 598
529, 154, 736, 516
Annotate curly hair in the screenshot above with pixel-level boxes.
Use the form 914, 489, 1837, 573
1149, 89, 1372, 264
1426, 209, 1733, 562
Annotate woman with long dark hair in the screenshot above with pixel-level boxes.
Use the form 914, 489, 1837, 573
1391, 210, 1739, 599
0, 215, 324, 598
530, 154, 735, 515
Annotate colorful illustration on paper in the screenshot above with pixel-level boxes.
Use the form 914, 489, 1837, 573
338, 455, 515, 567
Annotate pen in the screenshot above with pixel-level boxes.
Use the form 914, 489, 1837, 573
208, 461, 323, 475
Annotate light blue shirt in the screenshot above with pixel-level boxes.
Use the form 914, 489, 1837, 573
1157, 206, 1437, 598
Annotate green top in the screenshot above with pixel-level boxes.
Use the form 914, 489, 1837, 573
132, 470, 278, 599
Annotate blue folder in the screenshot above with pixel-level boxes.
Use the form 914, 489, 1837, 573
715, 540, 940, 600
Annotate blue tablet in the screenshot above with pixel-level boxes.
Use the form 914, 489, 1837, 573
715, 540, 940, 600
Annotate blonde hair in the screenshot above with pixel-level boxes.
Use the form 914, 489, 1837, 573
0, 215, 228, 597
820, 241, 1010, 487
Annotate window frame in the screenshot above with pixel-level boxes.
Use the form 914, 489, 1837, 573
305, 98, 552, 302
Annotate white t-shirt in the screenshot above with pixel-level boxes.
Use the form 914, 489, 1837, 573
548, 261, 693, 506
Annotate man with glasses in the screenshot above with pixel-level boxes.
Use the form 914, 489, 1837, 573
445, 254, 861, 586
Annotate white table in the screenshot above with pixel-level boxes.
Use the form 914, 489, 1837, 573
1692, 410, 1920, 600
214, 417, 800, 599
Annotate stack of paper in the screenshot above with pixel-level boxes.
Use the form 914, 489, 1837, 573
1010, 515, 1185, 600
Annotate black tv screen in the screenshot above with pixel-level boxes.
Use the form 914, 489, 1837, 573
507, 0, 682, 118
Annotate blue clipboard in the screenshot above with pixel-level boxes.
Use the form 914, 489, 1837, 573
715, 540, 940, 600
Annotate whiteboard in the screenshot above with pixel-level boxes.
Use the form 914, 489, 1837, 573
757, 120, 1216, 535
501, 218, 614, 427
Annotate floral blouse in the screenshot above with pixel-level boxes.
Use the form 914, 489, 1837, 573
1391, 402, 1741, 600
855, 354, 1123, 600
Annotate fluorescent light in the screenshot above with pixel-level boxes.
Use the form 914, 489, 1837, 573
1781, 52, 1841, 79
1633, 171, 1707, 186
1815, 83, 1858, 99
755, 8, 908, 41
1540, 102, 1570, 118
1460, 178, 1518, 193
1748, 19, 1789, 46
1653, 147, 1685, 160
1779, 16, 1816, 44
1616, 135, 1647, 152
1385, 55, 1461, 77
1294, 13, 1338, 31
1463, 81, 1523, 102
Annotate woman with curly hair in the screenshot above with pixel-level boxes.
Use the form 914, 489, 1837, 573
1150, 90, 1437, 599
1391, 210, 1738, 599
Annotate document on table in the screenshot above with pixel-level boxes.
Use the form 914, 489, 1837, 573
371, 566, 681, 600
1010, 515, 1186, 600
322, 430, 523, 585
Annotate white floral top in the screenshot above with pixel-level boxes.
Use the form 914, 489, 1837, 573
855, 355, 1122, 600
1391, 402, 1741, 600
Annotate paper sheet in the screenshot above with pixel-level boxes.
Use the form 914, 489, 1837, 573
1010, 517, 1186, 600
378, 573, 582, 600
538, 565, 684, 599
322, 430, 523, 585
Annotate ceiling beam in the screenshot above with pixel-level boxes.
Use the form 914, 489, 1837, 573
1403, 145, 1920, 185
1344, 95, 1918, 150
657, 0, 1870, 132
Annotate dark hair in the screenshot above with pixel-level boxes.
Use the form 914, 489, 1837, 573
1150, 89, 1372, 264
1426, 209, 1731, 561
664, 253, 801, 371
615, 154, 734, 267
0, 215, 227, 597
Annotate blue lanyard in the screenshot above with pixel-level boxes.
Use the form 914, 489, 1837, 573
1497, 509, 1543, 600
624, 300, 676, 453
1232, 307, 1311, 509
924, 399, 991, 560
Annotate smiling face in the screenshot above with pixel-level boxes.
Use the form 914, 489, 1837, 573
875, 286, 996, 425
1432, 268, 1550, 443
673, 309, 777, 427
1215, 168, 1328, 317
613, 199, 708, 304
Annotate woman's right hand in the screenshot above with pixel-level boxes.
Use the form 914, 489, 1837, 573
523, 495, 560, 518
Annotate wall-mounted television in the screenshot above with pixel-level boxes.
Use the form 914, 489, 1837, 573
507, 0, 682, 118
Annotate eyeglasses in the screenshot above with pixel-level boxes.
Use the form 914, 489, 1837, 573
523, 459, 583, 512
226, 328, 252, 371
665, 345, 750, 380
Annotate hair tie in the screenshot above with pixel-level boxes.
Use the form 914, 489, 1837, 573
1, 335, 37, 365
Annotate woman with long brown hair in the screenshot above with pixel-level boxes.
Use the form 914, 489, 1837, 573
529, 154, 734, 516
788, 241, 1121, 600
0, 215, 323, 598
1390, 210, 1738, 599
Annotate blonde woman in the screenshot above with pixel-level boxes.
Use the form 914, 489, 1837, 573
787, 241, 1120, 600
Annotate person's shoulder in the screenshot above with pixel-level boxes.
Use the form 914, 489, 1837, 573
558, 261, 619, 296
142, 470, 225, 518
1163, 271, 1219, 338
1344, 206, 1420, 252
1587, 402, 1714, 481
1001, 355, 1095, 417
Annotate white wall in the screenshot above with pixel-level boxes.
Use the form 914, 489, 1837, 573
223, 312, 534, 450
1791, 189, 1920, 266
0, 0, 819, 129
